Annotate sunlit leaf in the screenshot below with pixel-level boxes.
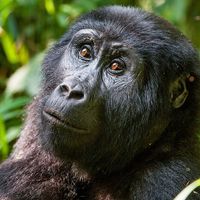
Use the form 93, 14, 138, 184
0, 116, 9, 158
6, 65, 29, 95
0, 0, 13, 11
7, 126, 21, 142
18, 45, 29, 64
0, 31, 18, 63
174, 179, 200, 200
5, 52, 44, 96
45, 0, 55, 15
0, 0, 14, 26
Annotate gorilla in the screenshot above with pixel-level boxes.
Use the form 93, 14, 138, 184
0, 5, 200, 200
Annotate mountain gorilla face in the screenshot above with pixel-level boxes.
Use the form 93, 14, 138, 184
41, 29, 144, 172
40, 6, 196, 173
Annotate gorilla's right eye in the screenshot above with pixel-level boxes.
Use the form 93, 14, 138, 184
79, 45, 93, 60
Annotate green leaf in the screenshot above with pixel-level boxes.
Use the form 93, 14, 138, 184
0, 97, 30, 114
5, 52, 44, 97
45, 0, 55, 15
7, 126, 21, 142
0, 116, 9, 158
0, 0, 14, 26
0, 31, 19, 63
174, 179, 200, 200
2, 110, 24, 121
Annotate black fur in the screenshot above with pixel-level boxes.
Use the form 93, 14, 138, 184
0, 6, 200, 200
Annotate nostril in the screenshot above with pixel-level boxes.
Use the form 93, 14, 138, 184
60, 84, 69, 93
68, 90, 84, 100
59, 83, 84, 100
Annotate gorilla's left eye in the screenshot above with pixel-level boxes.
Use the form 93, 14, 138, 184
79, 45, 93, 60
108, 60, 126, 75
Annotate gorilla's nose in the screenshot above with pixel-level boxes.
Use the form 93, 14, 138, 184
59, 83, 84, 100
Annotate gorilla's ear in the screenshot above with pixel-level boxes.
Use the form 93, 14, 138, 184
170, 77, 188, 108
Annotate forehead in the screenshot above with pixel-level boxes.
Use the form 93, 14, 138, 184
68, 8, 160, 49
70, 21, 137, 48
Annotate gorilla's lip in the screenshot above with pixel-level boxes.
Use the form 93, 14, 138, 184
43, 109, 88, 134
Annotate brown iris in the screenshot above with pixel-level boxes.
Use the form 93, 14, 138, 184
79, 46, 91, 59
110, 62, 123, 71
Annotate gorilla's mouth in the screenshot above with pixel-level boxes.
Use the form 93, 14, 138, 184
43, 109, 88, 134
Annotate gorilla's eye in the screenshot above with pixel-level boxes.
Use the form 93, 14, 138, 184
108, 61, 125, 75
79, 45, 92, 60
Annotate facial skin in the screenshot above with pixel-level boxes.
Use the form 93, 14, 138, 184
41, 28, 147, 173
40, 15, 193, 174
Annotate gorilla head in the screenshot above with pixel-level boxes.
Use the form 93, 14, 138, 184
39, 6, 200, 175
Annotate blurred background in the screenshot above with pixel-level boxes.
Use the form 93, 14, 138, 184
0, 0, 200, 161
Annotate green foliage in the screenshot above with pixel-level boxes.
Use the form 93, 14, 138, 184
0, 0, 200, 160
0, 96, 29, 159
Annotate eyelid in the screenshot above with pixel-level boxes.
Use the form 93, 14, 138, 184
72, 34, 95, 47
71, 29, 101, 42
